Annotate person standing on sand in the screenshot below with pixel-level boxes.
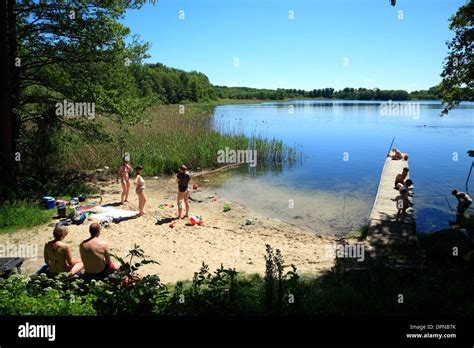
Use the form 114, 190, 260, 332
80, 223, 121, 280
44, 225, 83, 276
177, 165, 191, 219
117, 157, 133, 204
134, 165, 147, 216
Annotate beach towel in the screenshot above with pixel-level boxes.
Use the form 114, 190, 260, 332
91, 206, 138, 222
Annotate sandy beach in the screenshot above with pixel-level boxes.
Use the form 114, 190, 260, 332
0, 175, 337, 284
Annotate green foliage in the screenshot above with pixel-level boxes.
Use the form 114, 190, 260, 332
263, 244, 300, 314
0, 274, 95, 315
2, 243, 474, 316
131, 63, 217, 103
223, 203, 231, 212
89, 245, 167, 315
0, 201, 55, 234
440, 0, 474, 113
345, 224, 369, 239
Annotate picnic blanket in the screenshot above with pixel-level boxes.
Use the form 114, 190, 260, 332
89, 205, 138, 222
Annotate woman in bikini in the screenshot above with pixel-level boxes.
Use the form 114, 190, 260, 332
134, 165, 147, 216
389, 148, 409, 161
117, 157, 133, 204
176, 165, 191, 219
44, 225, 83, 276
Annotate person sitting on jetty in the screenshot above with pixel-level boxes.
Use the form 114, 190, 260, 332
452, 189, 472, 218
177, 165, 191, 219
389, 148, 409, 161
79, 223, 120, 280
44, 225, 83, 276
394, 167, 409, 189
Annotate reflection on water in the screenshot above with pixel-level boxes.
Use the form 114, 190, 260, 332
211, 100, 474, 235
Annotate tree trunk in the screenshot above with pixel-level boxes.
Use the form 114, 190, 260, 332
0, 0, 13, 160
0, 0, 17, 197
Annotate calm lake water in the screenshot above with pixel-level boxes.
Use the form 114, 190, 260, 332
211, 100, 474, 236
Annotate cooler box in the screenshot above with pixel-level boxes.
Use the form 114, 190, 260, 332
41, 196, 55, 210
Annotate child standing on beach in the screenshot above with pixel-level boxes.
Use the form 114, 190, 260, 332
134, 165, 147, 216
177, 165, 191, 219
117, 156, 133, 204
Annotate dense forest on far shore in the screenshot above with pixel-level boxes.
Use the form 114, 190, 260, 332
133, 63, 472, 103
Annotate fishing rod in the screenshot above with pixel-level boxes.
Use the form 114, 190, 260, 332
444, 194, 455, 213
386, 136, 395, 157
466, 161, 473, 194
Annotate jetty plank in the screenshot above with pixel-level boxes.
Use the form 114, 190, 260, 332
368, 158, 416, 246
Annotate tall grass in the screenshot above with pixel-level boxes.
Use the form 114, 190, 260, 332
0, 201, 55, 234
59, 104, 297, 175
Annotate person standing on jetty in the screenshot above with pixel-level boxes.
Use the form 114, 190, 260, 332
134, 165, 147, 216
177, 165, 191, 219
117, 156, 133, 204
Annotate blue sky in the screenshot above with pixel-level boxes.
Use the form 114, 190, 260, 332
123, 0, 466, 91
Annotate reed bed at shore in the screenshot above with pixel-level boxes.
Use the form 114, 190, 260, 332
61, 104, 297, 175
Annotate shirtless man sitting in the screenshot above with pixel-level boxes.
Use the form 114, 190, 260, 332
44, 225, 83, 276
394, 167, 409, 190
79, 223, 120, 280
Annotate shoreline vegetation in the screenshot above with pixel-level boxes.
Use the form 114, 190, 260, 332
1, 0, 473, 319
1, 100, 298, 232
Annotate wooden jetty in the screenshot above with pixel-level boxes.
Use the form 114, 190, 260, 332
367, 157, 417, 248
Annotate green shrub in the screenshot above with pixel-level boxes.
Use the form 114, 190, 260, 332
1, 244, 474, 316
0, 275, 95, 315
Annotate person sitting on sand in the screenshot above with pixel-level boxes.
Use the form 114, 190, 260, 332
117, 157, 133, 204
389, 148, 409, 161
44, 225, 83, 276
394, 167, 409, 190
177, 165, 191, 219
134, 165, 147, 216
79, 223, 120, 280
452, 189, 472, 217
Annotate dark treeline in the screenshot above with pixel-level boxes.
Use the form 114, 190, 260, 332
126, 64, 467, 104
96, 61, 474, 105
214, 85, 473, 101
